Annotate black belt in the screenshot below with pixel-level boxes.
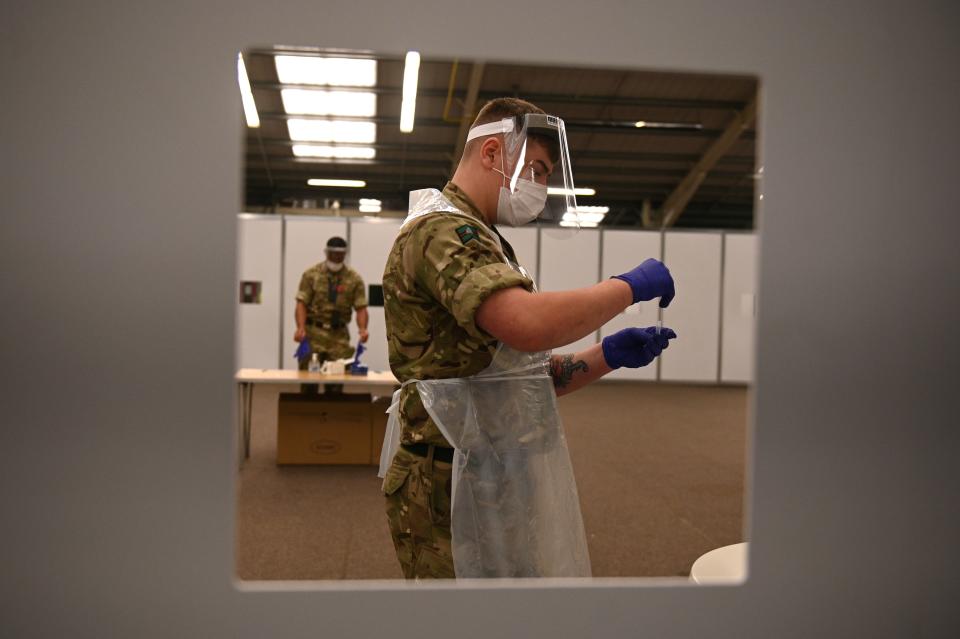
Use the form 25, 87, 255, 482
401, 443, 454, 463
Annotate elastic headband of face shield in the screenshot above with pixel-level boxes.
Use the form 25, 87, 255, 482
465, 114, 579, 228
325, 237, 348, 253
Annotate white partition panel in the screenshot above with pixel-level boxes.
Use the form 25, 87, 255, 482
236, 215, 282, 369
281, 217, 349, 370
659, 232, 723, 382
347, 218, 403, 373
599, 230, 663, 381
721, 233, 758, 383
496, 226, 539, 285
539, 228, 600, 354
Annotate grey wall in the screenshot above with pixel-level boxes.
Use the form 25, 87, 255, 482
2, 1, 958, 638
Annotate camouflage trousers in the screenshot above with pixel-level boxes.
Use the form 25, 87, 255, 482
304, 326, 354, 361
382, 446, 455, 579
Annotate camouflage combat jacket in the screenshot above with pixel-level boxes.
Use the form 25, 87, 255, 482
297, 262, 367, 341
383, 182, 535, 447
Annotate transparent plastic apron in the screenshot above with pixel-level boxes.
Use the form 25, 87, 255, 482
379, 188, 591, 578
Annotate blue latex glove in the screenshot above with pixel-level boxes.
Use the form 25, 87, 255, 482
353, 341, 366, 366
612, 258, 675, 307
348, 341, 368, 375
602, 326, 677, 369
294, 339, 310, 361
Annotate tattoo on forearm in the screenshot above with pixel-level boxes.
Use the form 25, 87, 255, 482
550, 355, 589, 389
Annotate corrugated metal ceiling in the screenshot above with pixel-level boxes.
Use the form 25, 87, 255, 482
244, 50, 758, 228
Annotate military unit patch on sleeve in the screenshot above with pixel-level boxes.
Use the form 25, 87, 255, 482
455, 224, 480, 245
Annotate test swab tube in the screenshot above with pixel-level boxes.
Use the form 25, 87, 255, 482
657, 306, 663, 334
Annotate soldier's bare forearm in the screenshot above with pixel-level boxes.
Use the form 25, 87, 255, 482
550, 345, 613, 396
295, 301, 307, 330
356, 307, 369, 330
477, 279, 632, 352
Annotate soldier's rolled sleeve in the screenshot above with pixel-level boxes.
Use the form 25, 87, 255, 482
452, 263, 532, 340
410, 216, 533, 341
295, 272, 313, 304
353, 278, 368, 310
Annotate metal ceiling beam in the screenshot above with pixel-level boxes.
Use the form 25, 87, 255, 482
260, 112, 460, 128
249, 138, 454, 155
247, 171, 753, 192
659, 95, 757, 228
563, 122, 755, 139
572, 150, 754, 165
479, 90, 748, 112
245, 153, 753, 180
567, 166, 752, 180
256, 112, 754, 139
249, 81, 749, 112
243, 180, 755, 200
247, 154, 754, 176
244, 186, 753, 206
248, 137, 755, 165
246, 155, 451, 169
450, 62, 486, 173
245, 187, 752, 209
247, 174, 446, 186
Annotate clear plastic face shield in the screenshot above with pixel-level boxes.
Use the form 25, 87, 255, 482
325, 245, 347, 271
466, 114, 580, 231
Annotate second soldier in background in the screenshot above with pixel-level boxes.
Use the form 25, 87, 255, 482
294, 236, 369, 393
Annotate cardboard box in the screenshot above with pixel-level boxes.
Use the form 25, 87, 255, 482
277, 393, 373, 465
369, 396, 392, 465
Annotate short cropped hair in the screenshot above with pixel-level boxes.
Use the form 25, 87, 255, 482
463, 97, 560, 164
326, 236, 347, 250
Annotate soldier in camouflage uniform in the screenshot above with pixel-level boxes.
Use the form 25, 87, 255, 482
381, 180, 533, 579
381, 98, 677, 579
295, 236, 368, 393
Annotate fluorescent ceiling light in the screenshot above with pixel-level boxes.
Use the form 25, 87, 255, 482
635, 120, 702, 130
291, 144, 376, 160
281, 89, 376, 117
274, 55, 377, 87
400, 51, 420, 133
307, 178, 366, 188
237, 53, 260, 127
287, 119, 376, 143
574, 205, 609, 214
560, 220, 599, 228
548, 187, 596, 196
359, 198, 382, 212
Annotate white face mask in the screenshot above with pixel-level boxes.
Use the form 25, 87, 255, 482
493, 168, 547, 227
326, 260, 344, 272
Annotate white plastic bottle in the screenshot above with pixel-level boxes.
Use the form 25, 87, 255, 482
307, 352, 320, 373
